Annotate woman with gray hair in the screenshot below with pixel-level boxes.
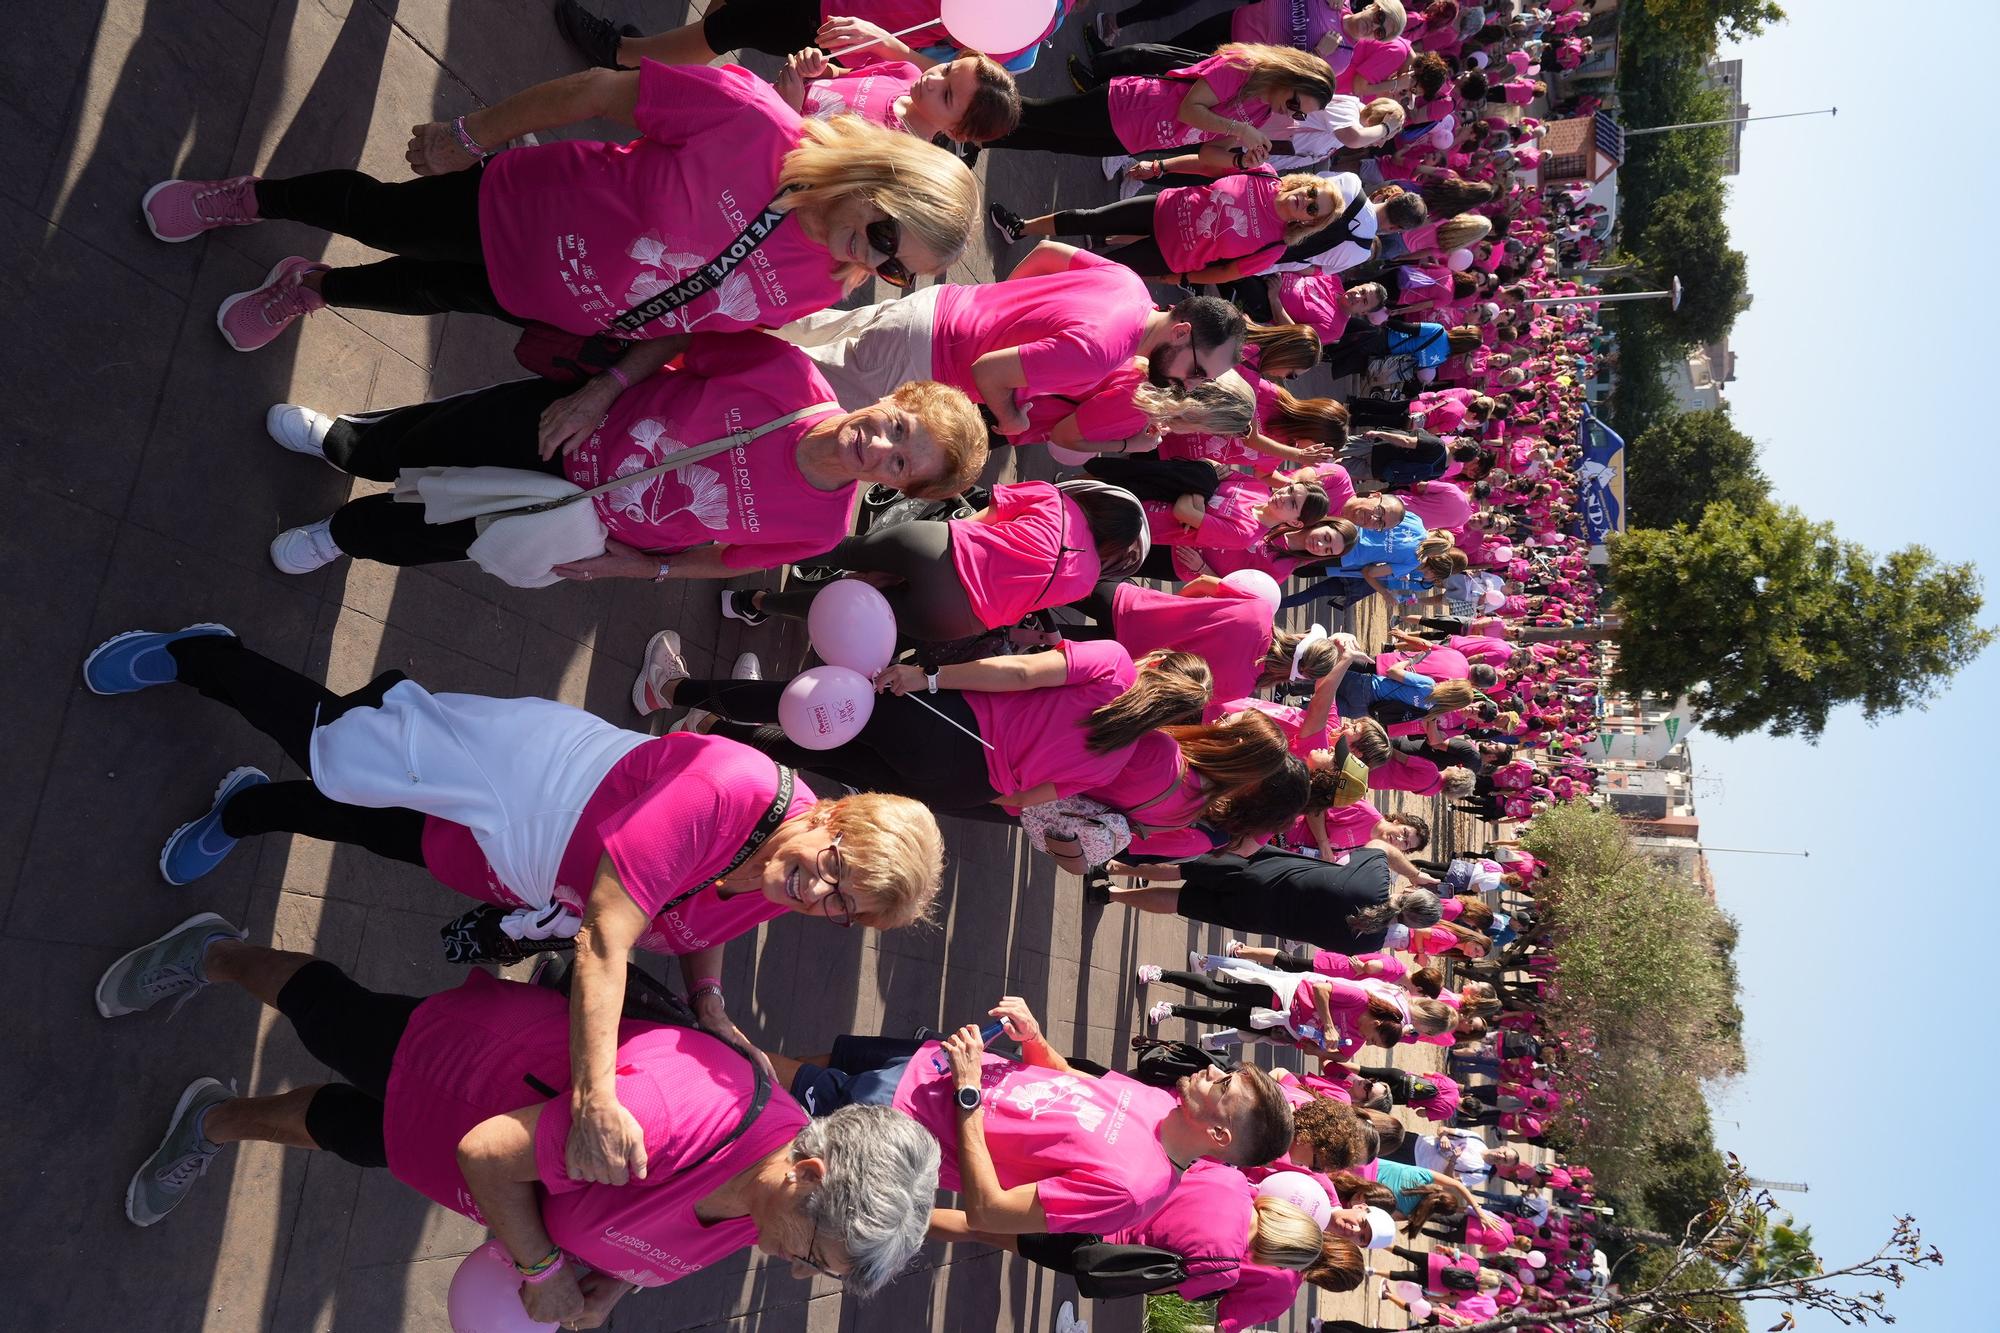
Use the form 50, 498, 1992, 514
94, 917, 939, 1327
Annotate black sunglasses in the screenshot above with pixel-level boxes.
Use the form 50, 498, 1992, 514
865, 218, 914, 288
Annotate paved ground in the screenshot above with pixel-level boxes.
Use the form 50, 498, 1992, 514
2, 3, 1451, 1330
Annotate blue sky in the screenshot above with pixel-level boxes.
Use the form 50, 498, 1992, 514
1650, 3, 1999, 1324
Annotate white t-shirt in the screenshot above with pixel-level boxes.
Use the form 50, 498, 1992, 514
1272, 172, 1378, 274
1269, 95, 1365, 170
1415, 1129, 1493, 1182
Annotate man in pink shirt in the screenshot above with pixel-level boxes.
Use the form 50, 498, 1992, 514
776, 242, 1247, 438
769, 996, 1295, 1235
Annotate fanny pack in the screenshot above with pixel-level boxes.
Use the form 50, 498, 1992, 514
1067, 1242, 1236, 1299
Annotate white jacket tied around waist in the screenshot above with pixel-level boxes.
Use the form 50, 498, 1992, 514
309, 680, 649, 911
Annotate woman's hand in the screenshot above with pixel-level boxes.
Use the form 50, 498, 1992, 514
1230, 122, 1272, 160
989, 996, 1045, 1049
1124, 159, 1167, 182
942, 1023, 988, 1088
817, 15, 908, 60
563, 1273, 635, 1329
873, 664, 929, 696
405, 121, 480, 176
566, 1093, 649, 1185
774, 48, 831, 109
538, 377, 621, 459
693, 989, 784, 1092
554, 537, 657, 583
518, 1263, 587, 1326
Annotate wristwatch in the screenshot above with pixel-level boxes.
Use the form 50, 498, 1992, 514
925, 670, 940, 694
955, 1084, 982, 1112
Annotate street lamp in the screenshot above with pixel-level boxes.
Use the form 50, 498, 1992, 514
1530, 277, 1681, 310
1624, 106, 1836, 139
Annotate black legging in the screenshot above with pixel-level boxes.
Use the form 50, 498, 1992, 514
1156, 968, 1269, 1028
280, 959, 424, 1167
992, 85, 1122, 156
1084, 455, 1222, 503
762, 523, 987, 641
1166, 11, 1240, 53
1046, 196, 1172, 278
317, 378, 571, 565
1219, 275, 1275, 322
166, 635, 428, 863
1057, 576, 1128, 641
670, 678, 1005, 810
253, 167, 513, 321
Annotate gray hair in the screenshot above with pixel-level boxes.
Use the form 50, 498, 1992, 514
795, 1104, 940, 1296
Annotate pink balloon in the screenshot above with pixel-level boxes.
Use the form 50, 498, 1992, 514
1253, 1171, 1333, 1228
1220, 568, 1282, 615
1428, 125, 1453, 149
778, 666, 876, 750
940, 0, 1057, 54
1528, 1250, 1549, 1268
448, 1241, 556, 1333
1047, 444, 1095, 467
1447, 247, 1476, 271
807, 579, 898, 674
1391, 1280, 1428, 1304
1408, 1297, 1434, 1321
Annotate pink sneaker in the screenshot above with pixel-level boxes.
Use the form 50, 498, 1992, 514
216, 257, 327, 352
141, 176, 261, 243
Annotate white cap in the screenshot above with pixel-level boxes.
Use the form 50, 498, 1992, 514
1364, 1205, 1397, 1249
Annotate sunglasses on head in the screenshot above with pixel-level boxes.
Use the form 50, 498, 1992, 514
865, 218, 913, 288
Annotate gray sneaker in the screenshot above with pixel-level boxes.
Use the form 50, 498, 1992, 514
127, 1076, 236, 1226
95, 912, 244, 1018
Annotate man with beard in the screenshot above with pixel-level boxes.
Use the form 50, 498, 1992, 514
773, 241, 1246, 440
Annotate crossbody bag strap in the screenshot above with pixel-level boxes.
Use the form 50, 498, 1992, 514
608, 193, 795, 337
504, 402, 841, 518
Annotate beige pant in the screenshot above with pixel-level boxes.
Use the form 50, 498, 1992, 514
771, 285, 944, 409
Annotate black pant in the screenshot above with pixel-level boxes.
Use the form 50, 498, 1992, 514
993, 86, 1122, 156
280, 960, 423, 1167
1323, 325, 1395, 377
675, 679, 1005, 809
767, 523, 987, 641
254, 167, 512, 321
1159, 968, 1267, 1027
320, 378, 571, 565
168, 636, 428, 864
1049, 197, 1171, 277
1084, 455, 1221, 504
1166, 11, 1239, 53
1220, 275, 1275, 322
1057, 577, 1128, 641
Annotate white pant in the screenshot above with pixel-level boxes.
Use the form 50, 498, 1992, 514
772, 285, 944, 409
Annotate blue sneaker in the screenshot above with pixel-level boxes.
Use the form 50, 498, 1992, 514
83, 624, 235, 695
159, 767, 270, 885
126, 1076, 237, 1226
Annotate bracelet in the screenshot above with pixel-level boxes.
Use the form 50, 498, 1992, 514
604, 365, 632, 391
449, 115, 493, 160
691, 982, 725, 1003
691, 976, 723, 995
515, 1247, 563, 1278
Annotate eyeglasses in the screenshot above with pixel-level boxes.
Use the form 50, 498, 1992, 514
812, 837, 860, 928
1284, 95, 1305, 117
1299, 187, 1323, 219
800, 1215, 841, 1280
865, 218, 914, 289
1371, 11, 1391, 36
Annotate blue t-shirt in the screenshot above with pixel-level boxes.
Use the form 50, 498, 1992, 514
1386, 323, 1451, 367
1373, 1159, 1440, 1216
1340, 513, 1429, 573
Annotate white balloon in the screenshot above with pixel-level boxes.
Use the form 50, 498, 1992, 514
940, 0, 1057, 54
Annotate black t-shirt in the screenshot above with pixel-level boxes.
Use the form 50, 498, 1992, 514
1176, 847, 1395, 951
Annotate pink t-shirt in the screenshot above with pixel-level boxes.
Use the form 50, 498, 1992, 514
1111, 582, 1274, 707
801, 60, 920, 132
563, 333, 852, 569
1332, 38, 1410, 94
1227, 696, 1326, 760
1314, 461, 1358, 512
966, 639, 1141, 802
479, 63, 844, 337
384, 971, 809, 1286
949, 482, 1103, 629
1231, 0, 1345, 48
420, 733, 816, 957
1020, 358, 1151, 445
1107, 1162, 1297, 1328
1376, 645, 1470, 679
893, 1049, 1184, 1232
1106, 54, 1282, 154
819, 0, 1052, 64
1083, 730, 1206, 833
930, 249, 1157, 400
1156, 171, 1287, 275
1276, 270, 1353, 344
1448, 633, 1515, 668
1320, 797, 1383, 848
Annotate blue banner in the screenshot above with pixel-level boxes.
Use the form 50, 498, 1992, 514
1576, 409, 1625, 544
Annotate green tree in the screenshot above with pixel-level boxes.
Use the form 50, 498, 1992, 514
1626, 408, 1770, 529
1722, 1210, 1820, 1284
1631, 187, 1751, 347
1644, 1133, 1733, 1237
1610, 500, 1994, 740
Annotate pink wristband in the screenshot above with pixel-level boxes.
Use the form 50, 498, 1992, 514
520, 1253, 568, 1285
604, 365, 631, 391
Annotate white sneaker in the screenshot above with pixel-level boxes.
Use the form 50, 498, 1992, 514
1056, 1300, 1089, 1333
1223, 939, 1247, 958
731, 652, 763, 681
1101, 153, 1134, 181
265, 403, 334, 464
1135, 963, 1162, 985
269, 520, 342, 574
1117, 171, 1146, 200
1189, 951, 1213, 974
668, 709, 714, 735
632, 629, 688, 716
1145, 1000, 1173, 1027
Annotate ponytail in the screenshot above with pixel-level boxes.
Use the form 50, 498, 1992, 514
1084, 650, 1212, 752
1249, 1196, 1326, 1270
1347, 885, 1442, 935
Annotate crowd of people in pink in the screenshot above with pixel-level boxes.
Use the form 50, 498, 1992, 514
88, 0, 1632, 1328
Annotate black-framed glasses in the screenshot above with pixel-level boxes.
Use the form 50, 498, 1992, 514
1300, 186, 1323, 218
801, 1216, 841, 1280
1284, 95, 1304, 117
865, 218, 914, 288
813, 838, 859, 928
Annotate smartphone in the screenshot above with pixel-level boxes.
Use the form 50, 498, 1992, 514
932, 1019, 1010, 1072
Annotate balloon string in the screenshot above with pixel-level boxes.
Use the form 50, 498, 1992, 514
826, 19, 940, 57
906, 693, 997, 750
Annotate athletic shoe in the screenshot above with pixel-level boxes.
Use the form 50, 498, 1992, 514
719, 589, 768, 627
126, 1076, 237, 1226
1101, 154, 1134, 181
1199, 1030, 1240, 1051
216, 256, 327, 353
731, 652, 763, 681
1188, 951, 1213, 974
1091, 13, 1119, 48
1056, 1300, 1090, 1333
987, 202, 1027, 245
159, 767, 270, 886
83, 624, 234, 696
94, 911, 245, 1018
1145, 1000, 1173, 1027
269, 519, 343, 575
1223, 939, 1247, 958
554, 0, 639, 69
140, 176, 261, 243
1067, 55, 1092, 94
265, 404, 335, 464
632, 628, 688, 716
1135, 963, 1162, 985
